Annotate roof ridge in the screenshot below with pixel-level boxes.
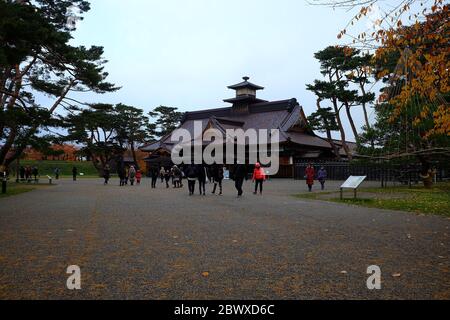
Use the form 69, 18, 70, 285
207, 117, 227, 135
185, 106, 231, 115
251, 98, 297, 106
279, 104, 301, 130
213, 116, 245, 125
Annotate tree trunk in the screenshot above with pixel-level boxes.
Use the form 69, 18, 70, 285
3, 126, 39, 169
333, 99, 352, 160
362, 104, 370, 131
90, 156, 102, 177
359, 82, 375, 148
359, 83, 371, 130
330, 71, 352, 160
325, 130, 341, 160
131, 141, 139, 170
316, 99, 341, 159
0, 74, 75, 169
345, 103, 359, 141
418, 155, 434, 188
0, 127, 17, 166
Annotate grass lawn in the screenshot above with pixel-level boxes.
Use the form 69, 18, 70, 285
0, 182, 55, 199
14, 160, 99, 177
295, 182, 450, 217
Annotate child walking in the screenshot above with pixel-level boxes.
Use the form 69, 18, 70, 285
136, 169, 142, 185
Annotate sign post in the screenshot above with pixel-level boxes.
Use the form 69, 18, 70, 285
340, 176, 367, 200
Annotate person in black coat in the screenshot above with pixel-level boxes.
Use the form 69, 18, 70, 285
19, 166, 25, 181
164, 168, 171, 188
32, 166, 38, 181
172, 165, 183, 188
72, 166, 78, 181
185, 164, 197, 196
54, 168, 60, 180
232, 163, 247, 197
118, 165, 126, 186
103, 165, 111, 185
151, 167, 159, 189
210, 164, 224, 195
196, 164, 208, 196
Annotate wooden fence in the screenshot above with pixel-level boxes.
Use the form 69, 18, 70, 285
293, 161, 449, 183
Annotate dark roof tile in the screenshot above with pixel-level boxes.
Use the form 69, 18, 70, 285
227, 77, 264, 90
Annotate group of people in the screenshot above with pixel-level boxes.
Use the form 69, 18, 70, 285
145, 162, 267, 198
304, 164, 328, 192
20, 166, 76, 181
149, 165, 185, 190
103, 162, 328, 195
19, 166, 39, 181
183, 164, 222, 196
116, 165, 142, 187
147, 164, 220, 196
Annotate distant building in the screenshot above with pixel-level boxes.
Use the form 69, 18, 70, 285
141, 77, 354, 178
120, 149, 148, 172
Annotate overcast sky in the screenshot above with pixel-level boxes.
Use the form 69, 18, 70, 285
64, 0, 384, 141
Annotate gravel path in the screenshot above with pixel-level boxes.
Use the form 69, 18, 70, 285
0, 178, 449, 300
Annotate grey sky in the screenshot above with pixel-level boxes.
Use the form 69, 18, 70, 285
66, 0, 379, 141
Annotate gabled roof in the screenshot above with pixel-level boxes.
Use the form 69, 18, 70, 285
143, 98, 335, 153
182, 98, 299, 122
140, 140, 164, 152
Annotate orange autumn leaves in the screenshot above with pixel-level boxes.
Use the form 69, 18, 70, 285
340, 0, 449, 139
430, 105, 450, 137
375, 1, 449, 139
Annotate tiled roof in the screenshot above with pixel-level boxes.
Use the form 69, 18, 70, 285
223, 95, 267, 104
145, 98, 333, 152
227, 77, 264, 90
140, 141, 162, 152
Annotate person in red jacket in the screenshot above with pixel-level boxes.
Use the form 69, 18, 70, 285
305, 163, 315, 192
252, 162, 266, 195
136, 169, 142, 185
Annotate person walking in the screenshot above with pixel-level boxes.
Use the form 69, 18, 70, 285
164, 168, 171, 188
210, 164, 224, 195
103, 165, 111, 185
305, 163, 315, 192
25, 166, 32, 181
19, 166, 25, 181
124, 166, 130, 185
54, 168, 60, 180
72, 166, 78, 181
160, 167, 165, 183
172, 165, 183, 188
185, 164, 197, 196
118, 165, 126, 186
32, 166, 38, 181
25, 166, 31, 181
317, 166, 327, 191
196, 164, 207, 195
128, 165, 136, 186
150, 167, 159, 189
232, 163, 247, 197
136, 169, 142, 185
252, 163, 266, 195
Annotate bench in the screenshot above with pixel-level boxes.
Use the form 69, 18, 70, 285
16, 176, 52, 184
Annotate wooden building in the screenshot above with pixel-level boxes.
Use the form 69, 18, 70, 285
141, 77, 352, 178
